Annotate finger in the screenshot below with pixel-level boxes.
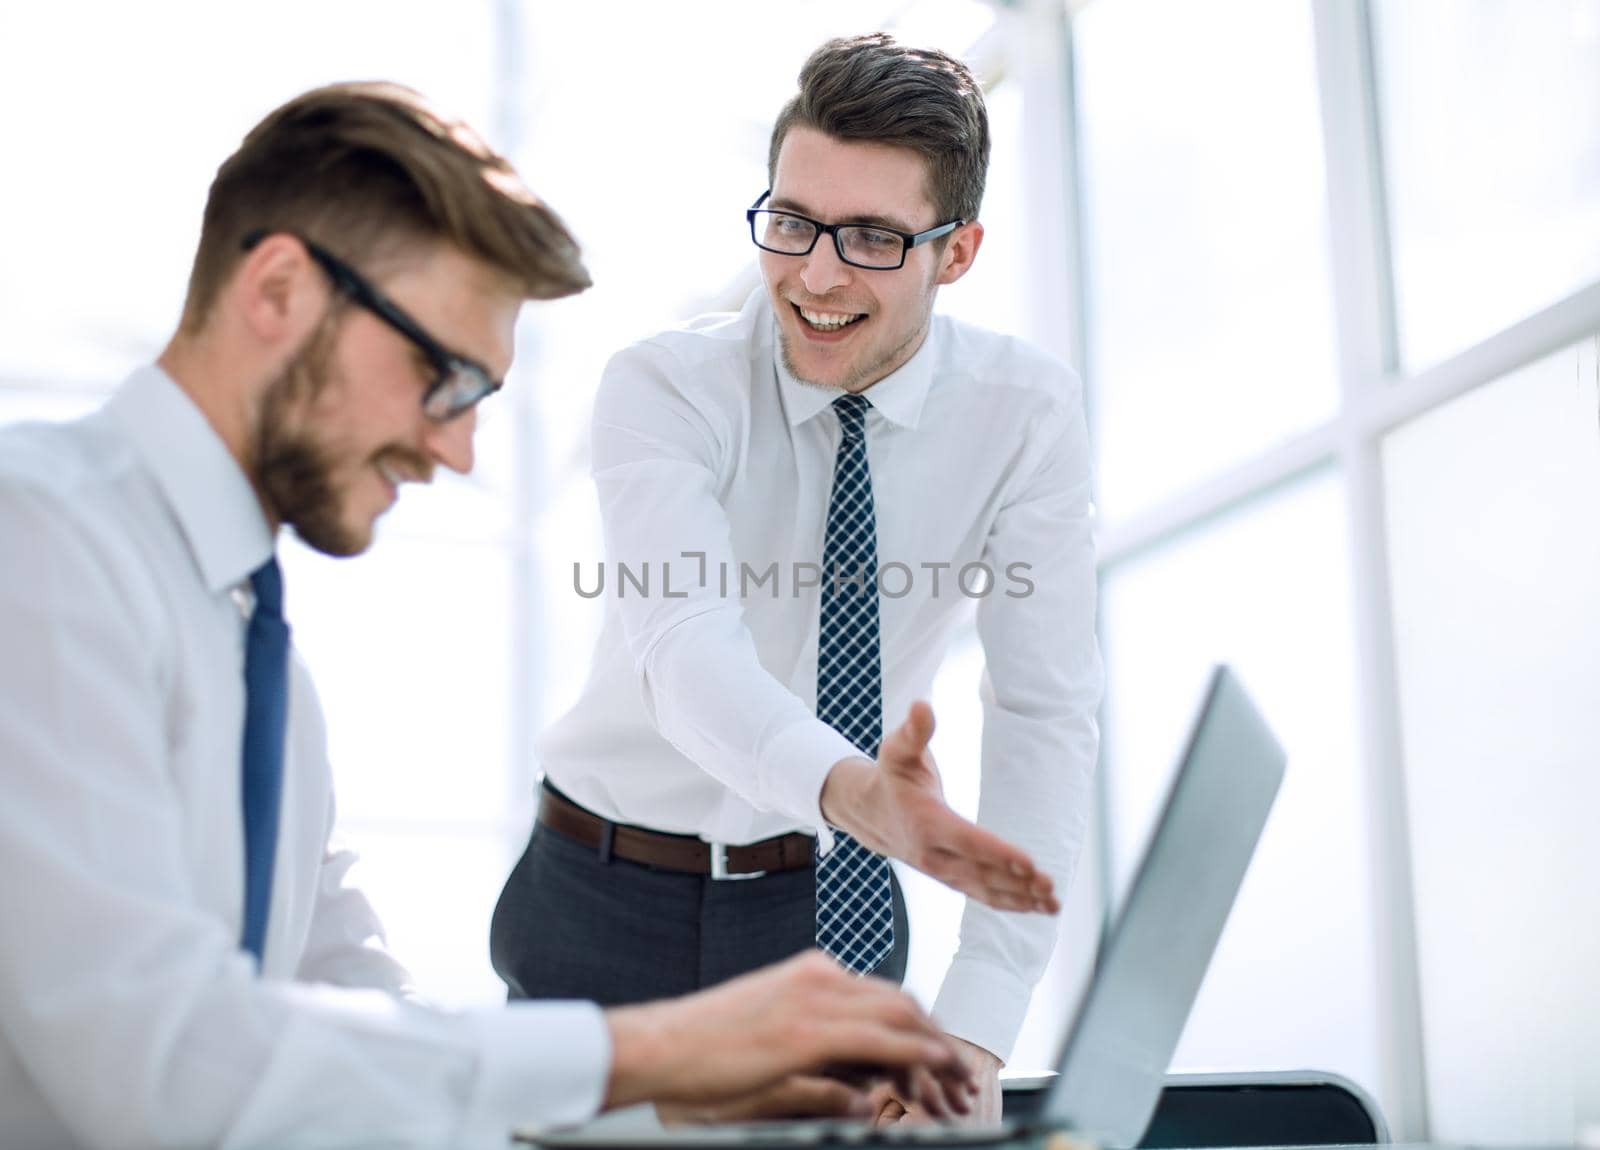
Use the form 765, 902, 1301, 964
924, 817, 1039, 876
866, 1080, 901, 1111
907, 1065, 965, 1121
757, 1077, 875, 1120
874, 1097, 908, 1126
918, 850, 1059, 913
882, 702, 937, 767
966, 865, 1059, 913
798, 963, 949, 1043
920, 1060, 978, 1120
829, 984, 951, 1046
903, 700, 935, 746
915, 826, 1061, 912
880, 1036, 971, 1114
897, 794, 1040, 880
671, 1076, 875, 1124
817, 1027, 961, 1082
913, 1066, 950, 1120
950, 862, 1041, 901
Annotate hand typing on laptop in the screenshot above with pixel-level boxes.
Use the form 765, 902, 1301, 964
873, 1036, 1004, 1127
602, 952, 976, 1121
821, 703, 1061, 915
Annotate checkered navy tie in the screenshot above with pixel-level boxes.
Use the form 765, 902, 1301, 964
814, 394, 895, 974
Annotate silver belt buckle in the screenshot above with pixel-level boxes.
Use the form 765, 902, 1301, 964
710, 842, 765, 881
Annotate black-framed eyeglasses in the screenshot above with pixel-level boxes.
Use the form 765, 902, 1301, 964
745, 190, 964, 271
241, 230, 501, 422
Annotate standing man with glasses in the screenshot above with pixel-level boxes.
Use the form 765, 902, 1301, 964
491, 34, 1103, 1124
0, 82, 982, 1149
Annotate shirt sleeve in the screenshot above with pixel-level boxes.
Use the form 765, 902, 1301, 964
589, 343, 864, 833
930, 376, 1104, 1062
0, 482, 610, 1149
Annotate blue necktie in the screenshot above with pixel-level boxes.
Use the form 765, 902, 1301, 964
240, 557, 290, 966
814, 394, 895, 975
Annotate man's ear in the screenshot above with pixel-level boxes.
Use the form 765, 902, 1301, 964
934, 220, 984, 287
232, 234, 328, 348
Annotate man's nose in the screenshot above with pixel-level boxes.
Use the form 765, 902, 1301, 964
421, 405, 477, 475
799, 233, 852, 297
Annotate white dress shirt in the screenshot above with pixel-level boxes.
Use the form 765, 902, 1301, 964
541, 290, 1103, 1059
0, 367, 608, 1149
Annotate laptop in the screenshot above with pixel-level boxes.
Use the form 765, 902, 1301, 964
525, 664, 1286, 1150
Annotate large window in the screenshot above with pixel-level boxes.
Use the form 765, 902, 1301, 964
1075, 0, 1339, 523
1370, 0, 1600, 372
1099, 471, 1378, 1088
1073, 0, 1600, 1140
0, 1, 498, 388
1383, 337, 1600, 1144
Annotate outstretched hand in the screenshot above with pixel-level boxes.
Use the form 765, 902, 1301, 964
820, 702, 1059, 914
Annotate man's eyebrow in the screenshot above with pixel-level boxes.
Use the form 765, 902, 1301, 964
767, 196, 917, 233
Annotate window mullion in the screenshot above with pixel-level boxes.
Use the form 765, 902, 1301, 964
1312, 0, 1431, 1139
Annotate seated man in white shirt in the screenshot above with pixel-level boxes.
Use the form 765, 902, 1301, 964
0, 82, 983, 1150
489, 33, 1103, 1126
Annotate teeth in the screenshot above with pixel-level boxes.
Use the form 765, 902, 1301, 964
377, 461, 404, 486
798, 306, 864, 331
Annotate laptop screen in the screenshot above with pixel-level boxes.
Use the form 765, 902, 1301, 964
1040, 666, 1286, 1147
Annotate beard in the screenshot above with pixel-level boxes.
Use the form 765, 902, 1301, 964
252, 319, 369, 558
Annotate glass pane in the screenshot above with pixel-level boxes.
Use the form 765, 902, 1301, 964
281, 536, 514, 829
0, 386, 108, 428
1371, 0, 1600, 372
0, 0, 496, 384
1099, 471, 1383, 1108
936, 81, 1027, 339
516, 0, 997, 466
1074, 0, 1339, 523
1383, 336, 1600, 1143
341, 825, 519, 1007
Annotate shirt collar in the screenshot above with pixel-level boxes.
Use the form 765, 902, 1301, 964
768, 299, 937, 432
104, 365, 276, 595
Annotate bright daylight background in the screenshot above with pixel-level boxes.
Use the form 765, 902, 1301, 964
2, 1, 1597, 1144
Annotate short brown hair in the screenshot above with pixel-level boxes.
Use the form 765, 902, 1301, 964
767, 34, 989, 225
180, 81, 589, 332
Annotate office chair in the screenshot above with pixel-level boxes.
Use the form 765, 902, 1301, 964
1003, 1070, 1388, 1147
1138, 1072, 1388, 1147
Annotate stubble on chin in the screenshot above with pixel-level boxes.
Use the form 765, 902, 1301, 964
777, 318, 928, 395
778, 331, 840, 392
252, 322, 369, 558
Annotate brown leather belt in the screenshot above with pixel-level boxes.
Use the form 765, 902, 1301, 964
537, 782, 814, 879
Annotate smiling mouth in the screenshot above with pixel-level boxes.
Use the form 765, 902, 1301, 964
375, 457, 432, 498
793, 303, 866, 333
376, 461, 405, 491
